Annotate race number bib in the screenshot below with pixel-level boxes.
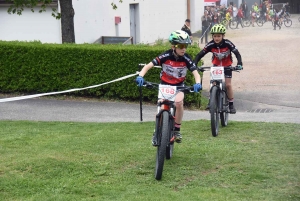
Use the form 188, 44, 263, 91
210, 67, 225, 80
158, 85, 177, 101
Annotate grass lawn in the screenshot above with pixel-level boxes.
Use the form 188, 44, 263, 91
0, 120, 299, 201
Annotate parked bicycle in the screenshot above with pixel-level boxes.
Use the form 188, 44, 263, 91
141, 81, 193, 180
197, 66, 241, 137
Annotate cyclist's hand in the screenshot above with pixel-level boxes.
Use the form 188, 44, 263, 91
236, 65, 243, 70
135, 76, 144, 87
193, 83, 202, 93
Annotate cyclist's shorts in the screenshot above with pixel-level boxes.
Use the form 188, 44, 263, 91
224, 67, 232, 78
213, 65, 232, 78
160, 81, 185, 87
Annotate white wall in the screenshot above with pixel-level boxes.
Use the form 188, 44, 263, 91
190, 0, 204, 33
73, 0, 191, 44
0, 7, 61, 43
0, 0, 204, 44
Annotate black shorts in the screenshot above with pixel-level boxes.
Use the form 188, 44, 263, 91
224, 67, 232, 78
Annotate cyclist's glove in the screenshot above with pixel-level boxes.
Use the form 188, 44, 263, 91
193, 83, 202, 93
135, 76, 144, 87
236, 65, 243, 70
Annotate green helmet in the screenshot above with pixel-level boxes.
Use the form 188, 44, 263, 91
210, 24, 226, 34
169, 30, 191, 45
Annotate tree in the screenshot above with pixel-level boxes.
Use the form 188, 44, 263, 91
7, 0, 123, 43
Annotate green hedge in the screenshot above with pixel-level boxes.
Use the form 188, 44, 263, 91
0, 41, 203, 106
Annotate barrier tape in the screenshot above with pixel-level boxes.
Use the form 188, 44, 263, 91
0, 72, 139, 103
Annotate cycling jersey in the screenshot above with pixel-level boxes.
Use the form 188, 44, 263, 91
152, 49, 197, 85
194, 39, 242, 67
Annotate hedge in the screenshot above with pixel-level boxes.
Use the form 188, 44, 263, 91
0, 41, 203, 106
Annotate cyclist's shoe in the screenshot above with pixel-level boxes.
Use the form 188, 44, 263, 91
229, 105, 236, 114
152, 132, 158, 147
174, 131, 182, 143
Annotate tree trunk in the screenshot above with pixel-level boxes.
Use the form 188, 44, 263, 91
60, 0, 75, 43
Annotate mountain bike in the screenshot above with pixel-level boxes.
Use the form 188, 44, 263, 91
272, 14, 292, 27
198, 66, 241, 137
141, 81, 193, 180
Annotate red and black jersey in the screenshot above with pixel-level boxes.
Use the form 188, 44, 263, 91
152, 49, 197, 85
194, 39, 242, 67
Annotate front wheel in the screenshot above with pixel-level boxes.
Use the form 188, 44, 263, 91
243, 19, 251, 27
209, 87, 220, 137
229, 20, 237, 29
284, 19, 292, 27
155, 111, 169, 180
166, 107, 176, 160
256, 19, 264, 26
220, 86, 229, 127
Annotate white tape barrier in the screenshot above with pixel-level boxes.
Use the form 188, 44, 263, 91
0, 72, 139, 103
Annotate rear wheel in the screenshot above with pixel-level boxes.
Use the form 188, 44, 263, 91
155, 111, 169, 180
209, 87, 219, 137
284, 19, 292, 27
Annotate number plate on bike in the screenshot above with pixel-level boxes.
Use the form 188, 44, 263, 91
158, 85, 177, 101
210, 67, 225, 80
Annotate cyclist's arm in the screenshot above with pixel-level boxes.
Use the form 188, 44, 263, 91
232, 49, 243, 66
139, 62, 154, 77
194, 49, 209, 66
192, 70, 201, 83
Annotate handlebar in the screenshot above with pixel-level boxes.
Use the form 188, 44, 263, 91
143, 81, 194, 93
197, 66, 241, 72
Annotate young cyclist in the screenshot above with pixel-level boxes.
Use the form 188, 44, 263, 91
193, 24, 243, 114
135, 30, 202, 145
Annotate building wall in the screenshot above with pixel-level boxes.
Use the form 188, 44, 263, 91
0, 0, 204, 44
0, 6, 61, 43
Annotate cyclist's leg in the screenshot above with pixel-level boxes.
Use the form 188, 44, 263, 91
174, 92, 184, 142
224, 68, 236, 113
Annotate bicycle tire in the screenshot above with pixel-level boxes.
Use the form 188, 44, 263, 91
220, 83, 229, 127
229, 20, 237, 29
166, 107, 176, 160
209, 86, 219, 137
155, 111, 169, 180
284, 19, 292, 27
256, 19, 263, 27
243, 19, 251, 27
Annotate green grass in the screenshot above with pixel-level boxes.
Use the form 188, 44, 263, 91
0, 120, 299, 201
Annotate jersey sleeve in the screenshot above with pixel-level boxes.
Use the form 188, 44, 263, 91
151, 50, 170, 66
184, 54, 198, 72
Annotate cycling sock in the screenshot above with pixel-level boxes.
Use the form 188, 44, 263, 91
175, 123, 181, 131
229, 98, 234, 106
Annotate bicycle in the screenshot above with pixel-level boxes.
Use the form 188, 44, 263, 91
242, 17, 251, 27
197, 66, 241, 137
141, 81, 193, 180
272, 14, 292, 27
255, 12, 265, 27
